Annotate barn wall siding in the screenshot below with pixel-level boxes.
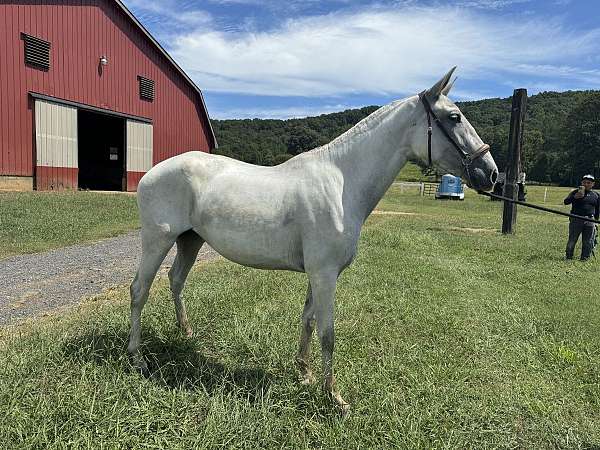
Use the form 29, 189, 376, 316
126, 120, 153, 191
0, 0, 214, 182
35, 166, 78, 190
126, 171, 146, 191
35, 100, 78, 168
34, 99, 78, 190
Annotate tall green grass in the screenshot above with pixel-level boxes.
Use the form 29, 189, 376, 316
0, 192, 139, 259
1, 186, 599, 448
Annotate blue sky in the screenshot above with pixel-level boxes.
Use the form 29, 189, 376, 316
122, 0, 600, 119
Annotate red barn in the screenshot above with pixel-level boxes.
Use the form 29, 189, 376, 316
0, 0, 217, 192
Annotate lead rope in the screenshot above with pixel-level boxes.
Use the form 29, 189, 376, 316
426, 107, 433, 168
477, 190, 600, 225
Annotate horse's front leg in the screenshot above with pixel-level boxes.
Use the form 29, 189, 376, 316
296, 283, 316, 385
309, 269, 350, 416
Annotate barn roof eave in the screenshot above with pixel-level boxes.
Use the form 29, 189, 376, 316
113, 0, 218, 150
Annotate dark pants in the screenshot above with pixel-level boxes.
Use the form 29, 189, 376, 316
566, 218, 595, 260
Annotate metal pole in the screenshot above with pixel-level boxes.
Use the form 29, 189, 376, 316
502, 88, 527, 234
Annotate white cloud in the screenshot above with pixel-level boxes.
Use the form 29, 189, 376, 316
123, 0, 212, 30
209, 103, 359, 119
167, 5, 600, 98
455, 0, 532, 9
512, 64, 600, 84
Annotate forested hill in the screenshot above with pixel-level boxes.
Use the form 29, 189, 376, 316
211, 90, 600, 184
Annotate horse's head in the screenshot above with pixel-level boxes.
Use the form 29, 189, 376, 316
411, 67, 498, 191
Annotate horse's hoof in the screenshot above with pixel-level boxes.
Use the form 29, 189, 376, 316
139, 363, 150, 378
299, 372, 316, 385
176, 321, 194, 338
132, 358, 150, 378
325, 384, 350, 418
339, 402, 351, 419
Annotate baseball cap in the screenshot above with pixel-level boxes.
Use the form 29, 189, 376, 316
582, 174, 595, 182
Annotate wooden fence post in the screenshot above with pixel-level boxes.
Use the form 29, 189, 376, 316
502, 89, 527, 234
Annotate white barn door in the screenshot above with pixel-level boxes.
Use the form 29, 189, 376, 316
34, 100, 78, 190
126, 120, 153, 191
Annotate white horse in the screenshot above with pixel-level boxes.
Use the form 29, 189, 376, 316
128, 68, 498, 414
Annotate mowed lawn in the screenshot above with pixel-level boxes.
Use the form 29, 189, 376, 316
1, 186, 600, 448
0, 191, 139, 259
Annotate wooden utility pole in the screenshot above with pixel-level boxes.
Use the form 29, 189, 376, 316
502, 88, 527, 234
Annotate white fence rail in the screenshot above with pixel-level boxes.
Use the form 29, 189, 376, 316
392, 181, 467, 197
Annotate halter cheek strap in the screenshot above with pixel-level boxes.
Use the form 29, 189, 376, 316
426, 102, 433, 167
418, 90, 490, 170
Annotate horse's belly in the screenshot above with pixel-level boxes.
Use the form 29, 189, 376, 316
196, 223, 304, 271
190, 171, 306, 270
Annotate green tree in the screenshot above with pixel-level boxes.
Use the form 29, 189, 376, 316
272, 153, 294, 165
209, 90, 600, 180
563, 92, 600, 184
522, 128, 545, 177
286, 126, 326, 155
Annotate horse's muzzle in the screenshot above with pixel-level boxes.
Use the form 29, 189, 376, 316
464, 147, 498, 192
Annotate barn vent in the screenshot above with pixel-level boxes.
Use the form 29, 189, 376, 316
138, 76, 155, 101
22, 33, 51, 71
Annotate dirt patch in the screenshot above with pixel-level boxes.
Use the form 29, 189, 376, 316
372, 210, 425, 216
0, 231, 220, 326
427, 225, 497, 234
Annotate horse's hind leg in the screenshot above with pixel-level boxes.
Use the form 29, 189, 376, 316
296, 283, 316, 385
128, 229, 175, 374
169, 230, 204, 337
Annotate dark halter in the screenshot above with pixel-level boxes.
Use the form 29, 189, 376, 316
418, 90, 490, 175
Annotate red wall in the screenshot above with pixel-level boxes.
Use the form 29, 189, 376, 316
0, 0, 214, 187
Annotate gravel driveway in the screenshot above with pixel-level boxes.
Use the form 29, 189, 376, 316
0, 232, 219, 326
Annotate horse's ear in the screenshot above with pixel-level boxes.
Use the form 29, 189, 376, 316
426, 67, 457, 98
441, 77, 457, 97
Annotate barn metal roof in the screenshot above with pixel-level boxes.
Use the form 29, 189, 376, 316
114, 0, 218, 149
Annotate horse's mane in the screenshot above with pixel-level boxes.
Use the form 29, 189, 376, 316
303, 98, 407, 158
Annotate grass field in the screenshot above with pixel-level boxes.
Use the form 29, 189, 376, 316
1, 186, 599, 448
396, 161, 437, 182
0, 191, 139, 259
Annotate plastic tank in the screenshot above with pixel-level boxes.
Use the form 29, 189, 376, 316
435, 174, 464, 200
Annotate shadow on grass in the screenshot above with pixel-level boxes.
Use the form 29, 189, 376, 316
61, 325, 347, 420
61, 325, 274, 403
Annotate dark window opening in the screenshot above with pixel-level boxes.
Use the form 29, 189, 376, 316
138, 76, 155, 101
22, 33, 50, 71
78, 110, 126, 191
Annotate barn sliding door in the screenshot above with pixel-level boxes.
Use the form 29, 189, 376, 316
34, 100, 78, 190
126, 120, 153, 191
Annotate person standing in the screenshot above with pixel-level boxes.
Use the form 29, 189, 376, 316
564, 174, 600, 260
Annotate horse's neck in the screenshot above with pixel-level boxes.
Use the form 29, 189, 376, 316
320, 97, 417, 219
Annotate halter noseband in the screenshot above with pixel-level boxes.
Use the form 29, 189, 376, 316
418, 90, 490, 173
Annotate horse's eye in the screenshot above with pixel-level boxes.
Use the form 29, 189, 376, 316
449, 113, 461, 123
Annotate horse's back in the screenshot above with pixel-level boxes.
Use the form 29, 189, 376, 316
135, 151, 350, 270
136, 152, 231, 236
136, 153, 301, 267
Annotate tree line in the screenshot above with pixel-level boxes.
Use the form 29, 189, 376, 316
211, 90, 600, 185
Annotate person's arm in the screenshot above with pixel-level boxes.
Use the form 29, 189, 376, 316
595, 194, 600, 221
564, 189, 577, 205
